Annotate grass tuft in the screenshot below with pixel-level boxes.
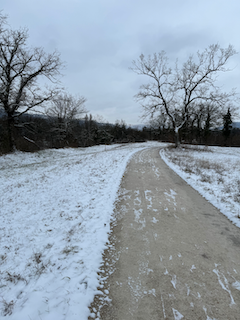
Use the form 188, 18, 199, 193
1, 299, 15, 316
5, 272, 26, 284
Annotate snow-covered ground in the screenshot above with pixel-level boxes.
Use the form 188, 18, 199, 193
0, 141, 165, 320
1, 142, 239, 319
161, 145, 240, 229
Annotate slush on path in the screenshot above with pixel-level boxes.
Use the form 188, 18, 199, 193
90, 147, 240, 320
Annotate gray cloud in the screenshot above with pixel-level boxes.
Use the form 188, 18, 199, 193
2, 0, 240, 124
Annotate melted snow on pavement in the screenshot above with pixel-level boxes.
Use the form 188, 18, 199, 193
0, 142, 164, 319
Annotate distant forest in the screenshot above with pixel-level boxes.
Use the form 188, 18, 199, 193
1, 111, 240, 154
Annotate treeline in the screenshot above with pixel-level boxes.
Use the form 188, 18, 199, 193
146, 105, 240, 147
146, 125, 240, 147
1, 110, 240, 154
0, 113, 147, 153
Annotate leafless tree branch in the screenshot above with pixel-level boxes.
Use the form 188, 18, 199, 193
0, 20, 63, 151
131, 44, 237, 146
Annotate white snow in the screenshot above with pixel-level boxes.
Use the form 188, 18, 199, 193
0, 141, 164, 319
172, 308, 184, 320
161, 294, 166, 319
151, 217, 158, 224
190, 265, 196, 272
213, 268, 235, 305
160, 146, 240, 228
171, 275, 177, 289
203, 306, 217, 320
232, 281, 240, 291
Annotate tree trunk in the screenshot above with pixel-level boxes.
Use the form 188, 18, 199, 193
7, 115, 15, 152
175, 129, 180, 147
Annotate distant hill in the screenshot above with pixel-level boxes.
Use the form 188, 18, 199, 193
130, 124, 145, 130
216, 122, 240, 130
232, 122, 240, 129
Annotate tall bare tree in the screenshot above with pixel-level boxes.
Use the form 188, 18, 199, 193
46, 93, 86, 121
131, 44, 237, 146
46, 93, 87, 142
0, 22, 62, 151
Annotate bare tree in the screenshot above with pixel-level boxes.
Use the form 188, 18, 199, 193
0, 12, 7, 33
131, 44, 237, 146
0, 23, 62, 151
148, 108, 169, 133
46, 93, 87, 143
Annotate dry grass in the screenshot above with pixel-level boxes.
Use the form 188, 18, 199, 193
164, 146, 240, 207
200, 174, 212, 184
233, 180, 240, 203
1, 299, 15, 316
33, 252, 43, 264
5, 272, 26, 284
0, 254, 6, 264
31, 252, 51, 277
62, 245, 79, 256
181, 145, 212, 153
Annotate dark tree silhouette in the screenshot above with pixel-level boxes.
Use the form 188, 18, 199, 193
0, 21, 62, 151
223, 108, 232, 139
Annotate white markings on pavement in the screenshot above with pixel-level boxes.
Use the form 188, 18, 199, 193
232, 281, 240, 291
213, 268, 235, 305
152, 217, 158, 223
190, 265, 196, 272
161, 294, 167, 319
165, 189, 177, 200
171, 275, 177, 289
133, 208, 142, 222
203, 306, 217, 320
172, 308, 184, 320
185, 284, 190, 296
144, 190, 153, 209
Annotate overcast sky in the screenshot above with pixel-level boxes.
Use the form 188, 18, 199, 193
2, 0, 240, 125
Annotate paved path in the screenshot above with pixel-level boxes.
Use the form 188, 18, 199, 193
89, 147, 240, 320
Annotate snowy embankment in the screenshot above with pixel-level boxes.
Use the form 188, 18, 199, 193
160, 145, 240, 229
0, 141, 164, 319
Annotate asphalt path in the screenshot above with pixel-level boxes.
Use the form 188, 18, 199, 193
89, 147, 240, 320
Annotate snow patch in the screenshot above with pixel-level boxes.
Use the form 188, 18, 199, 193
152, 217, 158, 223
171, 275, 177, 289
172, 308, 184, 320
232, 281, 240, 291
213, 269, 235, 305
190, 265, 196, 272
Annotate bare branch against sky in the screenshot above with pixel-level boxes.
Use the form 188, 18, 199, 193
2, 0, 240, 124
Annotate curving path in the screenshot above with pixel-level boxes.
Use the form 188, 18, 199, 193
89, 147, 240, 320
